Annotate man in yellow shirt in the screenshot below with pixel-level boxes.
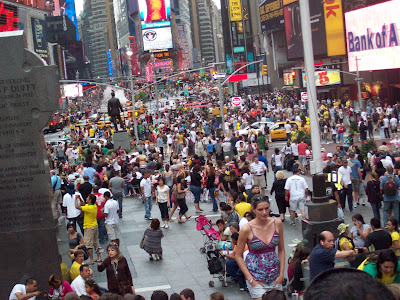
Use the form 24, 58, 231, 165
75, 194, 101, 264
235, 198, 251, 218
69, 249, 93, 280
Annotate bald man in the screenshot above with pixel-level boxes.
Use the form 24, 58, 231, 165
309, 231, 355, 281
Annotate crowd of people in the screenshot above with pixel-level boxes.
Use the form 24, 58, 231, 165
9, 90, 400, 300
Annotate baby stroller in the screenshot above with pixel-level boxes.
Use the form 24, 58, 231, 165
195, 215, 220, 253
207, 248, 227, 287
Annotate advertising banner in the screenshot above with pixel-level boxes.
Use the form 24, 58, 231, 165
284, 0, 327, 60
283, 0, 297, 5
177, 24, 191, 70
283, 72, 294, 85
0, 2, 19, 32
259, 0, 284, 30
302, 69, 341, 87
153, 59, 173, 72
229, 0, 242, 21
138, 0, 171, 22
323, 0, 345, 56
142, 27, 173, 51
145, 64, 153, 82
345, 0, 400, 72
31, 18, 49, 63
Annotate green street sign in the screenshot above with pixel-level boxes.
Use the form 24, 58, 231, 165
157, 85, 164, 90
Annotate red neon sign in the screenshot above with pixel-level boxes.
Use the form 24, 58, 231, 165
0, 2, 19, 32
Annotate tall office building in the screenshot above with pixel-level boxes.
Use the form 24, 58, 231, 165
81, 0, 117, 78
174, 0, 193, 70
190, 0, 216, 67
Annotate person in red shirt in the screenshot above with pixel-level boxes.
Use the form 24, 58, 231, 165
297, 139, 309, 175
94, 187, 107, 245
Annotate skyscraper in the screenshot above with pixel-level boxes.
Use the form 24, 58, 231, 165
81, 0, 118, 78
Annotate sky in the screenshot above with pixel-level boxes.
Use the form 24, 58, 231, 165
74, 0, 221, 19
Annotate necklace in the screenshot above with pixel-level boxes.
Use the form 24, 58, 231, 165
112, 260, 118, 275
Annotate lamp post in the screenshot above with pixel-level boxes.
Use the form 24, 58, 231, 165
150, 53, 160, 124
126, 49, 139, 140
355, 56, 363, 111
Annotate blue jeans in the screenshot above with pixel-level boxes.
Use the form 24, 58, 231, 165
208, 187, 218, 211
97, 218, 107, 244
226, 259, 246, 288
124, 183, 133, 196
383, 201, 399, 226
143, 196, 153, 218
370, 202, 381, 220
338, 133, 344, 143
114, 192, 123, 217
190, 185, 202, 204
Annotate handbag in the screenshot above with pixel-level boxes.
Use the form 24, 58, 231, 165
170, 190, 177, 203
173, 184, 186, 200
139, 234, 147, 249
117, 280, 132, 296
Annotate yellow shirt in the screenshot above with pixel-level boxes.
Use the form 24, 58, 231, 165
235, 202, 252, 218
81, 204, 98, 229
89, 128, 95, 137
339, 236, 353, 250
70, 261, 83, 281
391, 231, 400, 256
324, 111, 329, 119
178, 134, 184, 143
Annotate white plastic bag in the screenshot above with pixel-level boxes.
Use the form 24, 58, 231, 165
337, 207, 344, 220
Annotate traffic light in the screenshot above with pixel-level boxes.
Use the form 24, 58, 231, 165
262, 65, 268, 76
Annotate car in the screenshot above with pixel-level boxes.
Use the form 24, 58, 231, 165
74, 119, 92, 130
237, 121, 275, 136
97, 116, 111, 129
270, 121, 310, 141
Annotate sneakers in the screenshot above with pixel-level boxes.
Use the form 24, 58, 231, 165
353, 203, 358, 208
160, 224, 165, 228
149, 255, 154, 261
362, 203, 366, 206
145, 217, 153, 220
290, 221, 296, 226
165, 225, 169, 229
155, 254, 160, 261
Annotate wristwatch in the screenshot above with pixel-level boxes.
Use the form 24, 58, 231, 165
248, 278, 254, 284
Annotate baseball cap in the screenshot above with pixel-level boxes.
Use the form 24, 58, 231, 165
327, 153, 333, 158
337, 223, 349, 235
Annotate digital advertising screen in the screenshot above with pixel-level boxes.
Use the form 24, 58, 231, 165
0, 2, 19, 32
345, 0, 400, 72
142, 26, 173, 51
138, 0, 171, 22
63, 84, 83, 97
302, 69, 341, 87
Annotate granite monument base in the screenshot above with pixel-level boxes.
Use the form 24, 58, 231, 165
113, 130, 131, 152
306, 200, 338, 222
302, 219, 342, 249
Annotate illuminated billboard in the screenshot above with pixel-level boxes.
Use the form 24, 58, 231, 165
31, 18, 49, 63
345, 0, 400, 72
283, 73, 294, 86
259, 0, 284, 30
63, 84, 83, 97
302, 69, 341, 87
138, 0, 171, 22
0, 2, 19, 32
142, 27, 173, 51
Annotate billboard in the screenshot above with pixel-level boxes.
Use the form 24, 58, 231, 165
229, 0, 242, 21
302, 69, 341, 87
284, 0, 327, 60
177, 24, 191, 70
323, 0, 345, 56
64, 84, 83, 97
142, 27, 173, 51
138, 0, 171, 22
31, 18, 49, 63
345, 0, 400, 72
153, 59, 173, 72
259, 0, 284, 30
0, 2, 19, 32
142, 20, 170, 29
283, 72, 294, 85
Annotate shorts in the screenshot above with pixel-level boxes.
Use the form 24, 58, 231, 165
299, 155, 307, 166
54, 189, 63, 204
351, 178, 360, 192
253, 175, 266, 189
84, 226, 99, 249
289, 197, 306, 211
246, 281, 282, 299
105, 223, 119, 240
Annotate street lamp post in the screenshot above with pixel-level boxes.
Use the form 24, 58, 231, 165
126, 49, 139, 140
150, 53, 160, 124
355, 56, 363, 110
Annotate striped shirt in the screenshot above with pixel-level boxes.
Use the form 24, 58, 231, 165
250, 162, 267, 176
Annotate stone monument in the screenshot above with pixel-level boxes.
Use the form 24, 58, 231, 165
0, 31, 61, 298
302, 174, 342, 249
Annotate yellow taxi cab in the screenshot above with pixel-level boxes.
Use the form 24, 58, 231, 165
270, 121, 310, 141
74, 119, 92, 130
97, 116, 111, 129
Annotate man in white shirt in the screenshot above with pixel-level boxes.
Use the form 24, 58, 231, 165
390, 116, 398, 133
338, 158, 353, 212
222, 138, 232, 157
103, 191, 120, 246
9, 278, 40, 300
285, 168, 309, 226
71, 264, 91, 296
285, 121, 292, 140
63, 183, 82, 226
140, 170, 153, 220
383, 115, 391, 138
250, 156, 267, 195
291, 140, 299, 159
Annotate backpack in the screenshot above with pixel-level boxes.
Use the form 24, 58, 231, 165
247, 144, 254, 154
335, 235, 355, 250
384, 176, 397, 196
